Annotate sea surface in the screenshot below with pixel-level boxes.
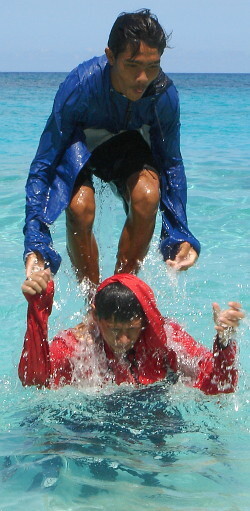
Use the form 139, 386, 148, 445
0, 71, 249, 510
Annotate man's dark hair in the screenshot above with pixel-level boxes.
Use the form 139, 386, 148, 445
94, 282, 145, 322
108, 9, 170, 58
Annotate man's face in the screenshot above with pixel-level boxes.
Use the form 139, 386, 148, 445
105, 41, 161, 102
96, 315, 144, 356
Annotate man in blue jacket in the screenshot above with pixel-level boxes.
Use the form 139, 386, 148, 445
24, 9, 200, 286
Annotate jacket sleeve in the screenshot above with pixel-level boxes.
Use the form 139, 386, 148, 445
167, 320, 238, 394
23, 68, 90, 274
18, 280, 54, 387
150, 86, 200, 259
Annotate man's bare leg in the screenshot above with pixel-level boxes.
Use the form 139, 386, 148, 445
66, 183, 99, 285
115, 169, 160, 274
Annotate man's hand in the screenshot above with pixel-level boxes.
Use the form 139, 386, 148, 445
212, 301, 245, 346
25, 252, 46, 278
22, 269, 51, 296
166, 242, 198, 271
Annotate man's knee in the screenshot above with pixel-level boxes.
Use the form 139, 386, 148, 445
127, 171, 160, 217
66, 187, 96, 231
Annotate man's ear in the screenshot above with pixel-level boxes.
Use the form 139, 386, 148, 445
105, 47, 115, 66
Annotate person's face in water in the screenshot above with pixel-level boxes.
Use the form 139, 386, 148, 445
105, 41, 161, 102
96, 315, 145, 356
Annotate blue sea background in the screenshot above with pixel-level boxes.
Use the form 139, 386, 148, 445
0, 71, 249, 510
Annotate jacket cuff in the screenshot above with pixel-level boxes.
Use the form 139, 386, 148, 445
159, 235, 201, 260
24, 218, 62, 275
24, 244, 61, 275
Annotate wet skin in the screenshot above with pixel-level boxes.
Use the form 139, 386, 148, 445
105, 42, 161, 102
96, 315, 145, 356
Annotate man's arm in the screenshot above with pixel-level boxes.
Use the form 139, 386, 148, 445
150, 84, 200, 271
24, 69, 89, 275
167, 302, 244, 394
19, 271, 80, 388
18, 271, 54, 387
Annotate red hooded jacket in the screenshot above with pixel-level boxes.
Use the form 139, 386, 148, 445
19, 274, 238, 393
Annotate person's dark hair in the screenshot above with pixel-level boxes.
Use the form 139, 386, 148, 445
108, 9, 170, 58
94, 282, 145, 322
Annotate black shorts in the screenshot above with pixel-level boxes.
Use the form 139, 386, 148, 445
74, 130, 157, 197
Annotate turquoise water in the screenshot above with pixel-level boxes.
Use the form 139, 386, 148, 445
0, 72, 249, 510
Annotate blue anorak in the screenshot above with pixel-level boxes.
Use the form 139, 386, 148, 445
24, 55, 200, 274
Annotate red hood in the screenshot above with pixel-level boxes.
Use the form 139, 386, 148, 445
96, 274, 177, 384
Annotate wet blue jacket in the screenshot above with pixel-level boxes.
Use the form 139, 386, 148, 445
24, 55, 200, 274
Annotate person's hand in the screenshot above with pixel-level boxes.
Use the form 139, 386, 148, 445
212, 301, 245, 347
21, 269, 51, 296
166, 242, 198, 271
25, 252, 49, 278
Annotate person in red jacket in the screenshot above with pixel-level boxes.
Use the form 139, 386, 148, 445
19, 270, 244, 393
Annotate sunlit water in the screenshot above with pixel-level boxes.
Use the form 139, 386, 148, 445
0, 72, 249, 510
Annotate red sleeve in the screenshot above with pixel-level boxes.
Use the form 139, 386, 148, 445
48, 332, 77, 386
168, 321, 238, 394
18, 280, 54, 387
194, 336, 238, 394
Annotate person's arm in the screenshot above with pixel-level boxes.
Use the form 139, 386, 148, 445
18, 273, 54, 387
166, 302, 244, 394
150, 84, 200, 270
19, 271, 89, 387
24, 68, 90, 275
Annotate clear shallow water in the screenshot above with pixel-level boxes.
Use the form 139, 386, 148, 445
0, 72, 249, 510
